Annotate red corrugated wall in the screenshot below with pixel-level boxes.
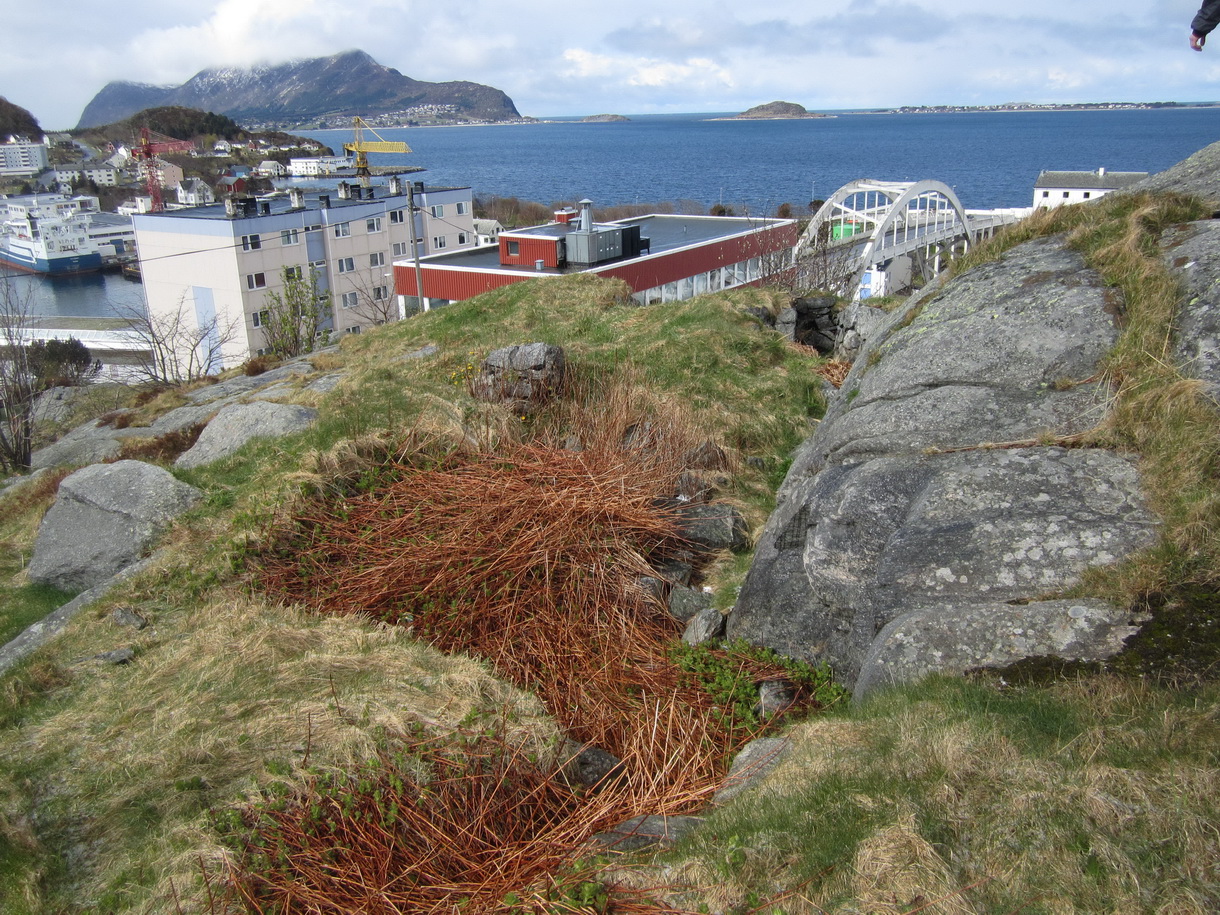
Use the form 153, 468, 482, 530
499, 234, 561, 267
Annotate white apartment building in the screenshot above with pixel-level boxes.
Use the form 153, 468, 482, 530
287, 156, 354, 177
0, 136, 49, 178
1033, 168, 1148, 209
53, 161, 121, 189
133, 181, 475, 371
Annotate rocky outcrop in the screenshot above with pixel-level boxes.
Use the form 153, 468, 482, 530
1162, 219, 1220, 399
727, 236, 1159, 694
471, 343, 566, 413
27, 461, 202, 592
175, 400, 318, 469
1129, 138, 1220, 204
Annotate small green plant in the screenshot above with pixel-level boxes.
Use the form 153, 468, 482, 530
671, 639, 845, 729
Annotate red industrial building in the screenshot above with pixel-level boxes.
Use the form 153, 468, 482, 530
392, 199, 799, 309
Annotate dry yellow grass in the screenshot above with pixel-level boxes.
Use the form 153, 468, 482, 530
0, 593, 552, 911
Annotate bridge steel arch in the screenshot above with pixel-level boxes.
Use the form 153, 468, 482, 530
796, 179, 975, 299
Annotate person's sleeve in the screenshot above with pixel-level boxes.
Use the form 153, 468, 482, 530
1193, 0, 1220, 36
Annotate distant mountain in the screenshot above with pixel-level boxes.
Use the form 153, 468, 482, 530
0, 97, 41, 138
76, 50, 522, 129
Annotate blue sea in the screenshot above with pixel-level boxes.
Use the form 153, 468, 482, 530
14, 107, 1220, 319
302, 107, 1220, 213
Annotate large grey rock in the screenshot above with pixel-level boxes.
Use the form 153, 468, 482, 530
1129, 139, 1220, 203
175, 400, 317, 468
183, 360, 312, 403
728, 236, 1160, 692
854, 599, 1145, 699
30, 419, 138, 470
470, 343, 565, 412
1162, 219, 1220, 399
27, 462, 201, 592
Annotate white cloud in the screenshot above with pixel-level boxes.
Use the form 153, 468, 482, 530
2, 0, 1218, 128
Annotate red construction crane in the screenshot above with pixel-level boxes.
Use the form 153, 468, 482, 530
131, 127, 195, 212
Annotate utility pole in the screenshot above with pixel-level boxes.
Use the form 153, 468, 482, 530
408, 182, 427, 313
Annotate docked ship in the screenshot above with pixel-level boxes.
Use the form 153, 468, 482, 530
0, 194, 134, 276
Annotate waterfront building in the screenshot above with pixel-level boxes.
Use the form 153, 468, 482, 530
254, 160, 287, 178
0, 136, 49, 178
287, 156, 354, 177
1033, 168, 1147, 209
393, 199, 798, 309
133, 182, 475, 370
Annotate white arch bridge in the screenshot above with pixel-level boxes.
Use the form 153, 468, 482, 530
793, 179, 1026, 300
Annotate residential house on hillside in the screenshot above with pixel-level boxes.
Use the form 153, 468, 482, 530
53, 161, 121, 191
133, 180, 476, 371
176, 178, 215, 207
1033, 168, 1147, 209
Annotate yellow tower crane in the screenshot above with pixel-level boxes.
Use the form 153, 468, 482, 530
343, 116, 411, 186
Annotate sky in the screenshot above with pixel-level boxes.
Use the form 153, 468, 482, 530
4, 0, 1220, 129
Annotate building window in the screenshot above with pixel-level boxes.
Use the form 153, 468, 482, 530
456, 201, 468, 215
341, 291, 359, 309
508, 240, 519, 256
366, 216, 382, 233
284, 265, 303, 281
252, 309, 270, 327
337, 257, 354, 273
1063, 192, 1070, 198
347, 325, 362, 334
430, 204, 444, 217
1083, 192, 1091, 199
246, 272, 266, 289
392, 242, 408, 257
433, 236, 446, 249
334, 222, 351, 238
280, 228, 300, 245
457, 232, 469, 245
373, 285, 388, 300
241, 234, 261, 251
369, 251, 385, 267
390, 209, 405, 224
1041, 191, 1049, 198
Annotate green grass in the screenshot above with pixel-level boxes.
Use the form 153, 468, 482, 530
0, 582, 74, 647
659, 675, 1220, 914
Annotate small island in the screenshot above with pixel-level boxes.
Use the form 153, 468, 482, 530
581, 114, 630, 123
725, 101, 829, 120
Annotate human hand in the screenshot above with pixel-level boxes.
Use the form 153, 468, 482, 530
1192, 31, 1207, 51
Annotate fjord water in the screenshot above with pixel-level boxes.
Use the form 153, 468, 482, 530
15, 107, 1220, 319
307, 107, 1220, 212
